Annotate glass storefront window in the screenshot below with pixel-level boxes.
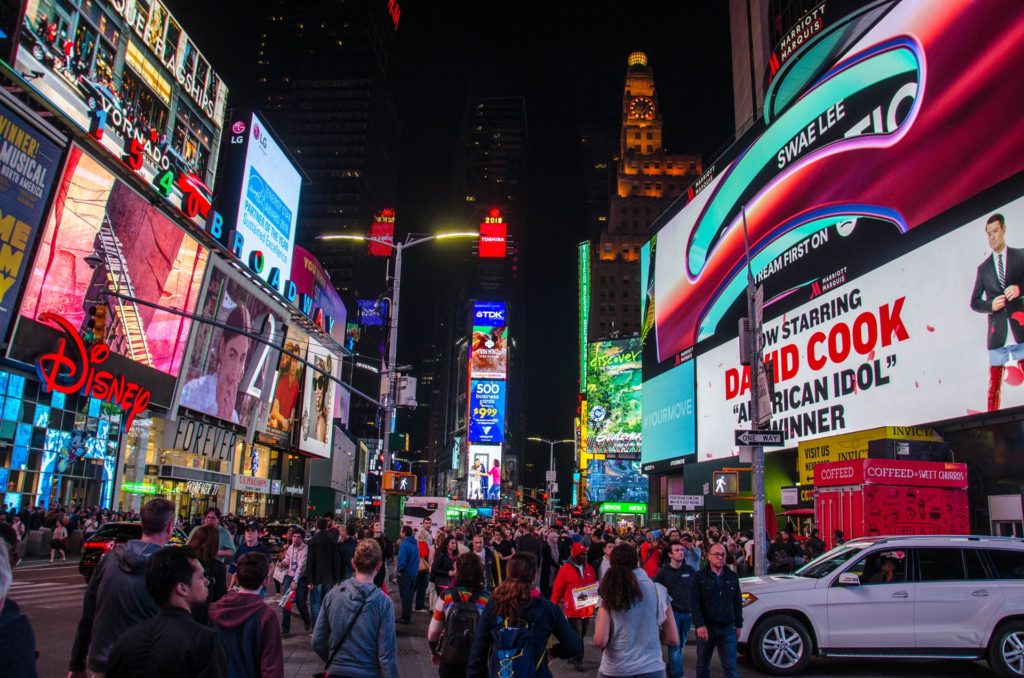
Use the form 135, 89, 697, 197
120, 69, 168, 137
163, 19, 179, 65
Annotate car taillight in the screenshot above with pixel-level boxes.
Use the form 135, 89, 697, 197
84, 541, 114, 551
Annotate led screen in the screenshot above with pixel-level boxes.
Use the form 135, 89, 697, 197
586, 338, 641, 458
17, 146, 208, 378
467, 443, 501, 502
260, 327, 309, 444
470, 325, 508, 380
468, 379, 505, 443
299, 336, 339, 458
640, 359, 695, 472
586, 460, 648, 504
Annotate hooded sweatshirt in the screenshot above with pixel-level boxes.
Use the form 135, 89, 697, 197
209, 590, 284, 678
312, 578, 398, 678
69, 539, 162, 673
0, 598, 37, 678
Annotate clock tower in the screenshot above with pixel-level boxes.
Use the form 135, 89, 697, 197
621, 51, 663, 158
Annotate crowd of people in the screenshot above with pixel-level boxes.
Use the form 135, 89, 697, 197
0, 499, 839, 677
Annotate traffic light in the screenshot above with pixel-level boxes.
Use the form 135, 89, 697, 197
86, 305, 108, 344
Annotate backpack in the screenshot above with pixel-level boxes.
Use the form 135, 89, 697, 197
490, 615, 545, 678
438, 589, 480, 666
772, 545, 794, 568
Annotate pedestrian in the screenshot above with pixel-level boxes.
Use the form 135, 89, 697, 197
427, 552, 490, 677
767, 532, 795, 574
339, 523, 357, 582
210, 552, 284, 677
514, 524, 542, 564
415, 528, 432, 611
228, 523, 271, 591
470, 534, 497, 592
681, 533, 702, 571
106, 546, 228, 677
186, 524, 228, 624
833, 529, 845, 547
278, 528, 310, 635
430, 535, 458, 605
551, 542, 598, 672
68, 497, 175, 678
370, 520, 392, 588
304, 516, 342, 630
313, 539, 399, 678
396, 525, 419, 624
655, 542, 697, 678
540, 529, 560, 596
690, 543, 742, 678
188, 508, 236, 562
0, 536, 37, 677
593, 543, 678, 678
49, 518, 68, 563
467, 552, 582, 678
804, 528, 826, 561
597, 538, 615, 581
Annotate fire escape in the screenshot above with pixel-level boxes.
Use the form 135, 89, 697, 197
94, 216, 153, 367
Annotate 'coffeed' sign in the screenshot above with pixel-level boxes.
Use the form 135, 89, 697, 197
164, 414, 238, 460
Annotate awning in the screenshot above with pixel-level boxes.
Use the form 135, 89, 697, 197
781, 508, 815, 516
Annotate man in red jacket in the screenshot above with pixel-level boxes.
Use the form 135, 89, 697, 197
210, 552, 284, 678
550, 542, 597, 672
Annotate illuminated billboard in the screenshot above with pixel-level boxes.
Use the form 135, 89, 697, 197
13, 146, 209, 407
473, 301, 506, 325
470, 325, 507, 380
216, 111, 300, 292
586, 338, 641, 458
642, 0, 1024, 460
290, 245, 346, 346
586, 460, 648, 504
369, 208, 395, 257
467, 443, 501, 502
479, 208, 507, 258
469, 379, 505, 444
640, 359, 695, 472
178, 262, 285, 426
261, 327, 309, 444
299, 337, 339, 458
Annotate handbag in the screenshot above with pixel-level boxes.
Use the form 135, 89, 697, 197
320, 593, 368, 678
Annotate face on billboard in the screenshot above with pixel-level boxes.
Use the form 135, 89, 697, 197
469, 379, 505, 443
641, 359, 695, 468
179, 264, 284, 425
586, 460, 648, 504
471, 325, 507, 379
467, 444, 501, 502
18, 146, 208, 377
586, 338, 642, 457
300, 337, 339, 458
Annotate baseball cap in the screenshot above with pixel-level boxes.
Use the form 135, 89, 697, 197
571, 542, 587, 558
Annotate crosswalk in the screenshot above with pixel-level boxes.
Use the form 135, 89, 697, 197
8, 576, 88, 610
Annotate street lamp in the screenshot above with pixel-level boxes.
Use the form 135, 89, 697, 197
319, 230, 478, 536
527, 437, 574, 525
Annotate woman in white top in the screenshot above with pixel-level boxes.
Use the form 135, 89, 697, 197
593, 543, 678, 678
49, 518, 68, 563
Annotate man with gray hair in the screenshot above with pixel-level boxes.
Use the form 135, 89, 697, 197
68, 498, 176, 678
0, 536, 37, 676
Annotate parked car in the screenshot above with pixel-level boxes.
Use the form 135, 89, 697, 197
738, 535, 1024, 677
79, 521, 188, 582
76, 75, 121, 112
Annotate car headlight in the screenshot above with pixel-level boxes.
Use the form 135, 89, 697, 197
741, 592, 758, 607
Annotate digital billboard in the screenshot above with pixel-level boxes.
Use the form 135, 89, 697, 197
641, 0, 1024, 460
479, 208, 507, 258
467, 443, 501, 502
369, 208, 395, 257
14, 146, 208, 407
261, 327, 310, 444
290, 245, 346, 346
469, 379, 505, 444
473, 300, 506, 325
470, 325, 508, 380
640, 359, 695, 472
0, 95, 64, 344
586, 338, 641, 458
586, 460, 648, 504
217, 111, 300, 292
299, 337, 339, 458
178, 262, 285, 426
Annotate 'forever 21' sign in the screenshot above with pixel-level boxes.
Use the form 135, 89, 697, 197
164, 414, 238, 460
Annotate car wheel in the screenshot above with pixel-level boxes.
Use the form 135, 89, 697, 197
31, 45, 44, 61
751, 614, 812, 676
990, 620, 1024, 678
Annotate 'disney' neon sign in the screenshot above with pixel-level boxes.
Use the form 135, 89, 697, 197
34, 312, 151, 433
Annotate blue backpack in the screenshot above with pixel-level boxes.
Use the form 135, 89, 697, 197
490, 615, 545, 678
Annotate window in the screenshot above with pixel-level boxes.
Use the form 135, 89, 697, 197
917, 548, 966, 581
646, 132, 653, 140
647, 145, 654, 152
634, 132, 641, 140
964, 549, 990, 580
989, 549, 1024, 579
842, 549, 907, 584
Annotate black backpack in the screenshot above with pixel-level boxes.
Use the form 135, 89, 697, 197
438, 588, 480, 666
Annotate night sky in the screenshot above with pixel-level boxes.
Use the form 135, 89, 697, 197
167, 1, 734, 485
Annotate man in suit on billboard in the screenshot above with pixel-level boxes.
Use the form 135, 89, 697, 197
970, 213, 1024, 410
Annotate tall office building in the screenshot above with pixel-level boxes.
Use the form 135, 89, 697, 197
589, 52, 701, 341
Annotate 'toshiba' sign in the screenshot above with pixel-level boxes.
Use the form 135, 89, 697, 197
34, 313, 151, 432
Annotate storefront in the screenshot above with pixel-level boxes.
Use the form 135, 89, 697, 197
232, 472, 275, 517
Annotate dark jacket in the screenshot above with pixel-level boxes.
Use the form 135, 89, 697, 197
304, 529, 342, 587
106, 606, 227, 678
586, 539, 605, 571
430, 549, 456, 588
467, 595, 582, 678
193, 558, 228, 625
689, 566, 744, 629
514, 533, 542, 563
970, 246, 1024, 348
209, 591, 284, 678
69, 540, 162, 672
339, 536, 356, 581
374, 534, 392, 588
804, 536, 826, 560
0, 598, 37, 678
654, 562, 697, 613
312, 579, 398, 678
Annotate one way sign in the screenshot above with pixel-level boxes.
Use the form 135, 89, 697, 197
734, 429, 786, 447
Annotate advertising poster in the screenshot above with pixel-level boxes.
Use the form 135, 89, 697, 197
586, 338, 642, 457
16, 146, 208, 382
471, 325, 508, 380
467, 443, 501, 501
0, 97, 64, 344
469, 379, 505, 443
586, 459, 648, 504
640, 359, 695, 472
368, 208, 395, 257
179, 263, 285, 426
261, 327, 310, 443
289, 244, 347, 345
300, 337, 339, 458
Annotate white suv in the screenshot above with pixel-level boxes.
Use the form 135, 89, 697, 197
737, 536, 1024, 676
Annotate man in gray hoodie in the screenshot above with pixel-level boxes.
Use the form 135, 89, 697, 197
312, 538, 399, 678
68, 498, 175, 678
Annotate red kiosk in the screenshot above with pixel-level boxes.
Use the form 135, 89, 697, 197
814, 458, 969, 547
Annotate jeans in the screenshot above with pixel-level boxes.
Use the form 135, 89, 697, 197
415, 570, 429, 609
280, 575, 310, 632
309, 583, 331, 630
398, 573, 415, 622
567, 616, 590, 664
695, 624, 739, 678
669, 611, 693, 677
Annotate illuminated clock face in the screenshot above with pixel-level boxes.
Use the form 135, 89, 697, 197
629, 96, 655, 120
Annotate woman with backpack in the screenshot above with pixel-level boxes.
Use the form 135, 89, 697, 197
427, 552, 491, 677
593, 543, 679, 678
467, 553, 582, 678
430, 536, 459, 605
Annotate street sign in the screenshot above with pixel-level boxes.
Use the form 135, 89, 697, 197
550, 482, 559, 493
756, 366, 773, 426
712, 471, 740, 496
668, 494, 704, 510
734, 429, 786, 447
703, 482, 710, 495
545, 470, 557, 482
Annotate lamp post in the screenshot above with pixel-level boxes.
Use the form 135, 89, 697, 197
319, 230, 478, 537
527, 437, 574, 525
